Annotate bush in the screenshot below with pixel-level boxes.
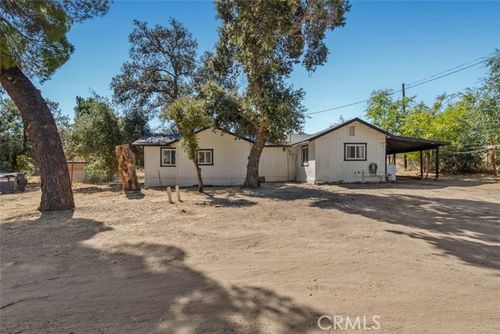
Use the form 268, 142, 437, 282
441, 153, 483, 174
84, 159, 114, 184
16, 154, 36, 175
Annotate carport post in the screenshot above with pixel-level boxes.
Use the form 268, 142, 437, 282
420, 150, 424, 179
435, 146, 440, 179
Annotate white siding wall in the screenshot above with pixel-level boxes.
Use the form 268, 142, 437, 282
144, 146, 177, 187
314, 121, 387, 183
143, 129, 294, 187
260, 147, 296, 182
295, 141, 316, 183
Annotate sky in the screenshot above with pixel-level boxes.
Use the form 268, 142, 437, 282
39, 0, 500, 134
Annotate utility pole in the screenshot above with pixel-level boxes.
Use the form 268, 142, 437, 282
402, 83, 408, 171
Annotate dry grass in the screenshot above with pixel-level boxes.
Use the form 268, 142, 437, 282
1, 176, 499, 333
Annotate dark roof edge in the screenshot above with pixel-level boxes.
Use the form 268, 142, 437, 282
292, 117, 392, 146
132, 128, 290, 147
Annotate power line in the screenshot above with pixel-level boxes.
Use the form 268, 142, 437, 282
306, 55, 489, 116
405, 60, 486, 89
407, 56, 487, 86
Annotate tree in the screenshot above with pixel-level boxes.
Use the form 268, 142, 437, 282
121, 109, 150, 167
477, 49, 500, 174
1, 97, 72, 174
0, 98, 25, 172
215, 0, 350, 187
365, 89, 414, 134
0, 0, 110, 210
72, 95, 123, 183
111, 19, 198, 119
164, 97, 210, 192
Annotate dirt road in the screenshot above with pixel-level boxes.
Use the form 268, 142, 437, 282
1, 177, 499, 333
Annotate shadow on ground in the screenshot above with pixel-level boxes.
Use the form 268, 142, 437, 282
336, 176, 498, 190
0, 212, 322, 333
244, 184, 500, 271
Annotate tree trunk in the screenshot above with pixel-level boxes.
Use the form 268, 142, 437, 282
192, 159, 204, 192
115, 144, 140, 192
0, 66, 74, 211
244, 125, 268, 187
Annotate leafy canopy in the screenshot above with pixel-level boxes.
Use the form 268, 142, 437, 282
164, 96, 210, 162
365, 50, 500, 173
72, 94, 123, 181
215, 0, 350, 143
0, 0, 110, 80
0, 97, 71, 173
111, 19, 198, 118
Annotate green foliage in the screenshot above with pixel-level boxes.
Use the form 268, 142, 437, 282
0, 97, 71, 173
164, 96, 210, 162
0, 98, 26, 171
0, 0, 110, 80
72, 94, 123, 181
84, 158, 111, 184
366, 89, 414, 134
365, 49, 500, 174
214, 0, 350, 144
111, 19, 198, 118
16, 154, 35, 175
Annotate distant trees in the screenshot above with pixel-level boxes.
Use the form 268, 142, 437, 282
72, 95, 123, 183
214, 0, 350, 187
1, 98, 71, 174
0, 0, 110, 210
366, 50, 500, 174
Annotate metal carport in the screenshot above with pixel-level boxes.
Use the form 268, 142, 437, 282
386, 135, 448, 179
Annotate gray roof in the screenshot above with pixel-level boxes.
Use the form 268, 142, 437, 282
132, 134, 181, 146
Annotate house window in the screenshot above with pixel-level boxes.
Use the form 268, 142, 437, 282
198, 149, 213, 165
344, 143, 366, 161
161, 148, 176, 166
301, 145, 309, 166
349, 125, 355, 136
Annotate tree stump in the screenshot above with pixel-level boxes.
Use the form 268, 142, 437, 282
115, 144, 141, 193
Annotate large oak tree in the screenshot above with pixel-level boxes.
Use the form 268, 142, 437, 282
215, 0, 350, 187
0, 0, 110, 210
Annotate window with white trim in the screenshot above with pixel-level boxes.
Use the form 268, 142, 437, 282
301, 145, 309, 166
161, 148, 176, 166
198, 149, 213, 165
344, 143, 366, 161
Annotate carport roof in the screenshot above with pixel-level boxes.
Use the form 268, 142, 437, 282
386, 135, 447, 154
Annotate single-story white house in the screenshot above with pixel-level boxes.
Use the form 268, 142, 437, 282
132, 118, 446, 187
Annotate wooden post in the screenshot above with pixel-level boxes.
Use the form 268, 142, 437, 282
167, 186, 173, 203
490, 137, 498, 177
115, 144, 141, 193
435, 147, 440, 179
157, 170, 163, 191
404, 154, 407, 171
392, 153, 396, 165
420, 150, 424, 179
176, 185, 181, 202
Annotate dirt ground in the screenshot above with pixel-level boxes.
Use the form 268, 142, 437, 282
1, 176, 499, 333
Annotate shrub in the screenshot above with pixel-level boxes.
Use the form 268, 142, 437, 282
84, 159, 114, 184
16, 154, 36, 175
